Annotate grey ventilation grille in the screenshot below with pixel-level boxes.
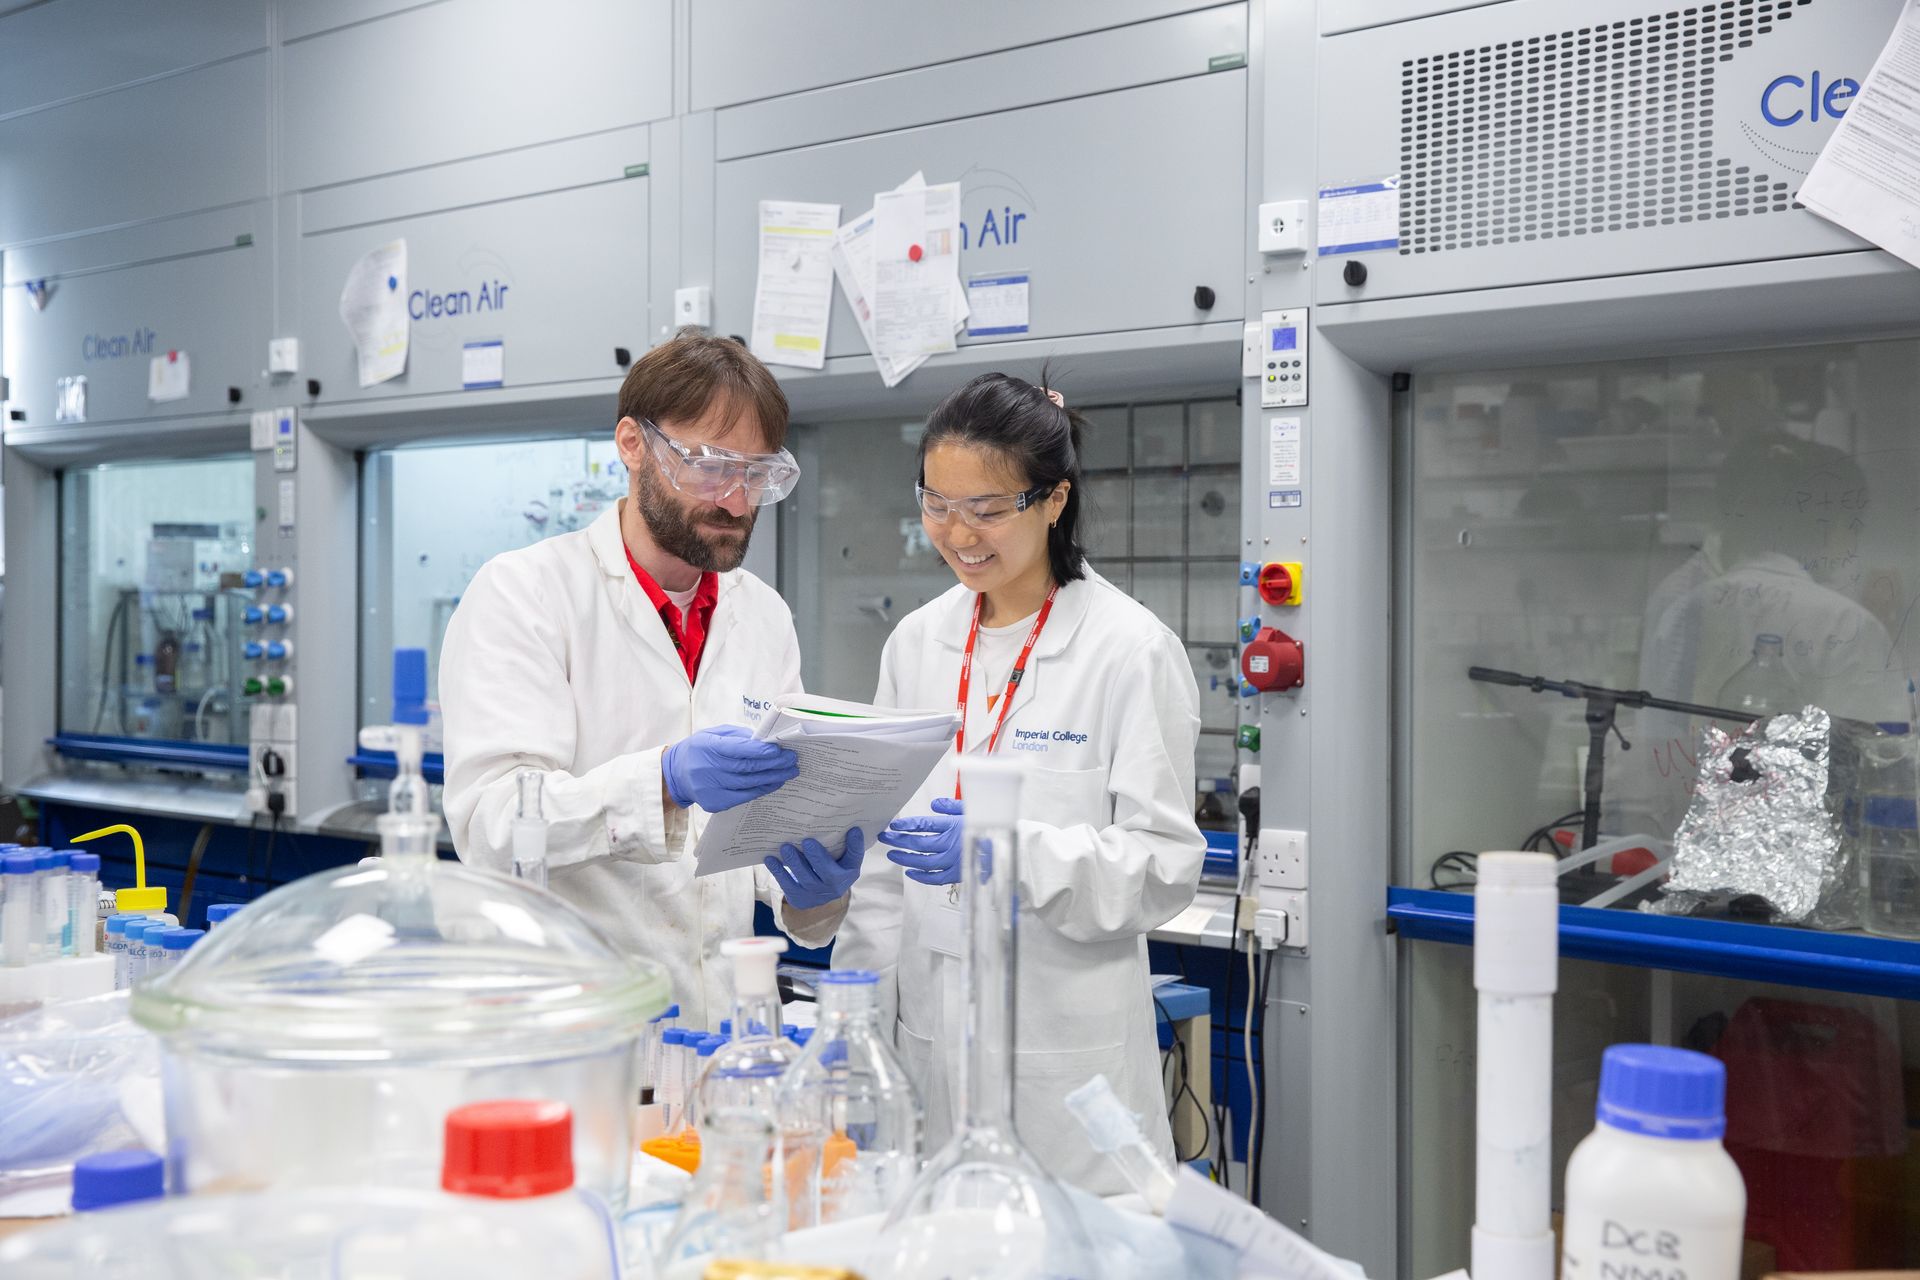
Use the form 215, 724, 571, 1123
1399, 0, 1811, 256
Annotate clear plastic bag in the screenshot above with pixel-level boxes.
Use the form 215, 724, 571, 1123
0, 990, 160, 1203
0, 1185, 621, 1279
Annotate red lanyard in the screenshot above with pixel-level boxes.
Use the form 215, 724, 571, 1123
953, 585, 1058, 799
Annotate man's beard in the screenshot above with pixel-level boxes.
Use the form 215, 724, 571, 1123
636, 466, 756, 573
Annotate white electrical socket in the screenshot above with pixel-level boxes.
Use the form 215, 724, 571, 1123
1277, 890, 1307, 949
1256, 827, 1307, 890
1254, 891, 1310, 951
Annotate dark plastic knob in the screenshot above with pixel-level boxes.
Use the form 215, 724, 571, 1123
227, 386, 243, 404
305, 378, 321, 398
1342, 260, 1369, 287
1193, 285, 1217, 311
614, 347, 632, 368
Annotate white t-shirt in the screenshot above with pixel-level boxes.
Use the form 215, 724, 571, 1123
663, 582, 700, 614
969, 611, 1038, 738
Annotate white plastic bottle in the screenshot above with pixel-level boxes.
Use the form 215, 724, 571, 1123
1561, 1044, 1746, 1280
333, 1099, 619, 1280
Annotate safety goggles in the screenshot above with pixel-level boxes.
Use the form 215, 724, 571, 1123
641, 417, 801, 507
915, 481, 1055, 529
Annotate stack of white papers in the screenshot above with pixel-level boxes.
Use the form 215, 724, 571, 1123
831, 172, 969, 387
693, 695, 959, 878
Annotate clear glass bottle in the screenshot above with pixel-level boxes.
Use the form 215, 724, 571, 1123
694, 937, 823, 1231
1715, 633, 1796, 721
655, 1111, 784, 1279
778, 969, 922, 1224
511, 770, 548, 890
871, 759, 1095, 1280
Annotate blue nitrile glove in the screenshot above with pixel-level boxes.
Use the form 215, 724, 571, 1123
662, 724, 798, 811
765, 828, 865, 910
879, 797, 966, 886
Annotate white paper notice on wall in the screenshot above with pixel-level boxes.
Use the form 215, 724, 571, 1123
751, 199, 840, 370
339, 238, 409, 388
1269, 415, 1302, 487
966, 273, 1030, 337
462, 339, 504, 389
1799, 2, 1920, 269
1317, 177, 1400, 256
148, 351, 190, 403
55, 375, 86, 423
832, 172, 967, 387
872, 182, 962, 361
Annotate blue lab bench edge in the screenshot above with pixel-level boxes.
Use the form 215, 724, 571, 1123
1388, 885, 1920, 1002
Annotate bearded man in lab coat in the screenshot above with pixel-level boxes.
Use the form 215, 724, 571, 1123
440, 330, 862, 1026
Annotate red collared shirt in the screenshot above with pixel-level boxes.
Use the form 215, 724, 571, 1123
624, 546, 719, 681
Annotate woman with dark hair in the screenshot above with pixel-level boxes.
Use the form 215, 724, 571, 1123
836, 370, 1205, 1193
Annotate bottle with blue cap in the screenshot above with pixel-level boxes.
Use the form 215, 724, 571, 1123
71, 1149, 165, 1211
1561, 1044, 1745, 1280
206, 902, 244, 928
105, 912, 140, 986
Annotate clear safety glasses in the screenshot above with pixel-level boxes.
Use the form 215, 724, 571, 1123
641, 417, 802, 507
915, 481, 1055, 530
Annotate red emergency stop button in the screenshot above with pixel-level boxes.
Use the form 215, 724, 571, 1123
1241, 627, 1304, 692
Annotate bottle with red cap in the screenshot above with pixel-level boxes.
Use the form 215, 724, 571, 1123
338, 1099, 620, 1279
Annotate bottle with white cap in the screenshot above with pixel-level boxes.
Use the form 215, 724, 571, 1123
1561, 1044, 1746, 1280
695, 936, 825, 1229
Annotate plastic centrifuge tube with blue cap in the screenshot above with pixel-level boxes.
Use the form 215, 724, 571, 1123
39, 849, 69, 957
641, 1003, 681, 1105
158, 927, 205, 972
2, 853, 33, 967
68, 852, 100, 957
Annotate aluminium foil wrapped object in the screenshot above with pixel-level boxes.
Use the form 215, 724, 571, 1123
1653, 706, 1849, 925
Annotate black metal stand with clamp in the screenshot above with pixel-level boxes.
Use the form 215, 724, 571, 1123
1468, 665, 1752, 851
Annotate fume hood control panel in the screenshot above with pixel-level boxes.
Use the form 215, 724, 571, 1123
1258, 308, 1307, 408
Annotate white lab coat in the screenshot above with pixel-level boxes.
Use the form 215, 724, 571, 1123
440, 503, 846, 1029
835, 571, 1205, 1194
